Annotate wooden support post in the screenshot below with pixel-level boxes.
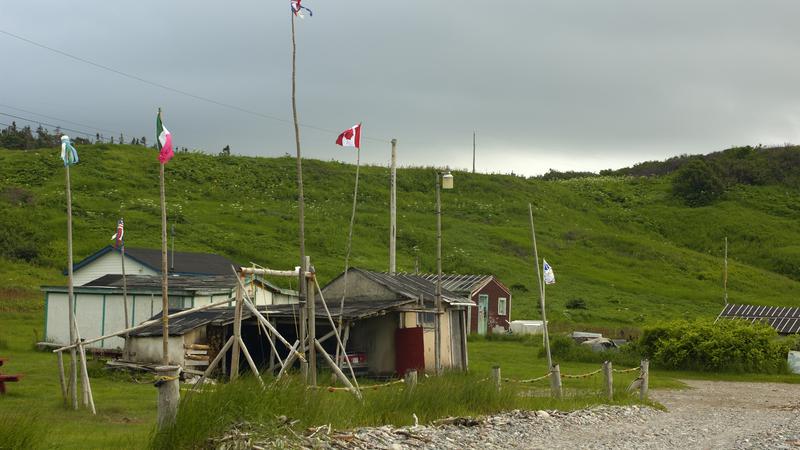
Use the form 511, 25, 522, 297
314, 339, 360, 399
155, 365, 180, 429
193, 336, 234, 390
277, 340, 300, 380
603, 361, 613, 401
57, 351, 67, 404
306, 257, 316, 386
237, 337, 263, 386
77, 342, 96, 414
230, 284, 243, 381
491, 366, 501, 393
405, 369, 417, 392
268, 320, 276, 372
640, 359, 649, 401
550, 364, 562, 399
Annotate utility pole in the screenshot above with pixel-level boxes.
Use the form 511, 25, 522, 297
529, 203, 552, 368
434, 173, 442, 374
724, 237, 728, 304
472, 131, 476, 174
390, 139, 397, 274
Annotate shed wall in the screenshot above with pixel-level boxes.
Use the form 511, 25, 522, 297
73, 251, 157, 286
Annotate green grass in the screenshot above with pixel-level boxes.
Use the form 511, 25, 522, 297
3, 145, 800, 331
0, 312, 156, 450
152, 373, 654, 450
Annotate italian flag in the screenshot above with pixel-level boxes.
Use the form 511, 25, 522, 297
157, 111, 174, 164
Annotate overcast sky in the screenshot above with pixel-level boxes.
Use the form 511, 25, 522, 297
2, 1, 800, 175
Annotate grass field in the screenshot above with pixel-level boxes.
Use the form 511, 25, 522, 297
2, 311, 798, 449
3, 145, 800, 331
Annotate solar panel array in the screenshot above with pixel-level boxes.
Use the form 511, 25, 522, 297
718, 303, 800, 334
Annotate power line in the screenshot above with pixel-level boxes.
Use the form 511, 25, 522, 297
0, 111, 118, 141
0, 102, 122, 136
0, 28, 390, 144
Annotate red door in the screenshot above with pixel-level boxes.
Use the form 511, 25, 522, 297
395, 327, 424, 377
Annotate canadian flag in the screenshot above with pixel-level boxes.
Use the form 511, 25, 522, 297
336, 123, 362, 149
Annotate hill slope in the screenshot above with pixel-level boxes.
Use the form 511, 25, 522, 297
2, 144, 800, 330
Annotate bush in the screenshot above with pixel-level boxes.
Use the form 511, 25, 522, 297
540, 334, 641, 367
636, 319, 790, 373
671, 159, 725, 206
565, 298, 587, 309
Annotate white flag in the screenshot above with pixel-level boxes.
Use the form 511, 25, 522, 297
543, 259, 556, 285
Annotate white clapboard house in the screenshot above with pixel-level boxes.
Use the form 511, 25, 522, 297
42, 245, 299, 350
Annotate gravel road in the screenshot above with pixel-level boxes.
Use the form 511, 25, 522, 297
326, 380, 800, 449
218, 380, 800, 449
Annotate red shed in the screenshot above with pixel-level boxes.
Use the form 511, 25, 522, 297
416, 274, 512, 335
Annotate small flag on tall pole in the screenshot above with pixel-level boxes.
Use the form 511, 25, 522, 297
111, 218, 130, 358
156, 109, 172, 365
61, 135, 79, 410
335, 123, 362, 369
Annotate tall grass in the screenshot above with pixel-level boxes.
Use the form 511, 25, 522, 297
0, 414, 41, 449
151, 373, 644, 449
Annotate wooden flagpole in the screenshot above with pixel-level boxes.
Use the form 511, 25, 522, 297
528, 203, 552, 368
335, 145, 361, 368
290, 10, 309, 379
158, 108, 169, 365
120, 225, 130, 360
64, 160, 78, 410
389, 139, 396, 274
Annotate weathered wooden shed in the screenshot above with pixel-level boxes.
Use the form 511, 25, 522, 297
415, 273, 512, 335
322, 268, 475, 375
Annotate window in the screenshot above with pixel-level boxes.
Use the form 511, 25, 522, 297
417, 312, 435, 328
168, 296, 186, 310
498, 297, 507, 316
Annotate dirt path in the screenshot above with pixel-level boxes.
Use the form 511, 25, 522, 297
228, 380, 800, 449
549, 380, 800, 449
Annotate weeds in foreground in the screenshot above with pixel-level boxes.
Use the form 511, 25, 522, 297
151, 373, 647, 450
0, 414, 41, 450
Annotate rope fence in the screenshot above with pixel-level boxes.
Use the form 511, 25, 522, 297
493, 359, 650, 400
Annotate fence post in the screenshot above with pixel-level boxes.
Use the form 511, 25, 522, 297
491, 366, 501, 392
155, 365, 181, 429
405, 369, 417, 392
639, 359, 649, 401
603, 361, 613, 401
550, 364, 562, 399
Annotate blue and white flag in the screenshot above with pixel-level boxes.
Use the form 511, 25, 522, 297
543, 259, 556, 285
60, 135, 79, 166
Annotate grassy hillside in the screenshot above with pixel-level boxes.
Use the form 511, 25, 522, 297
2, 144, 800, 331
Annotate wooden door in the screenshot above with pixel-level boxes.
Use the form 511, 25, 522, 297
478, 295, 488, 335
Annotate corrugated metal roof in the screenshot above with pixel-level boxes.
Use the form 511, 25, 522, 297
411, 273, 493, 294
346, 268, 472, 305
131, 298, 418, 337
83, 274, 235, 291
718, 303, 800, 334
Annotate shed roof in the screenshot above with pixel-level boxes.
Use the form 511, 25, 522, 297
330, 268, 473, 306
83, 274, 235, 291
411, 273, 510, 296
69, 245, 240, 276
717, 303, 800, 334
130, 298, 418, 337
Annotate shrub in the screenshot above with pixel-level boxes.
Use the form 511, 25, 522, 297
540, 334, 641, 367
671, 158, 724, 206
636, 319, 790, 373
565, 298, 587, 309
